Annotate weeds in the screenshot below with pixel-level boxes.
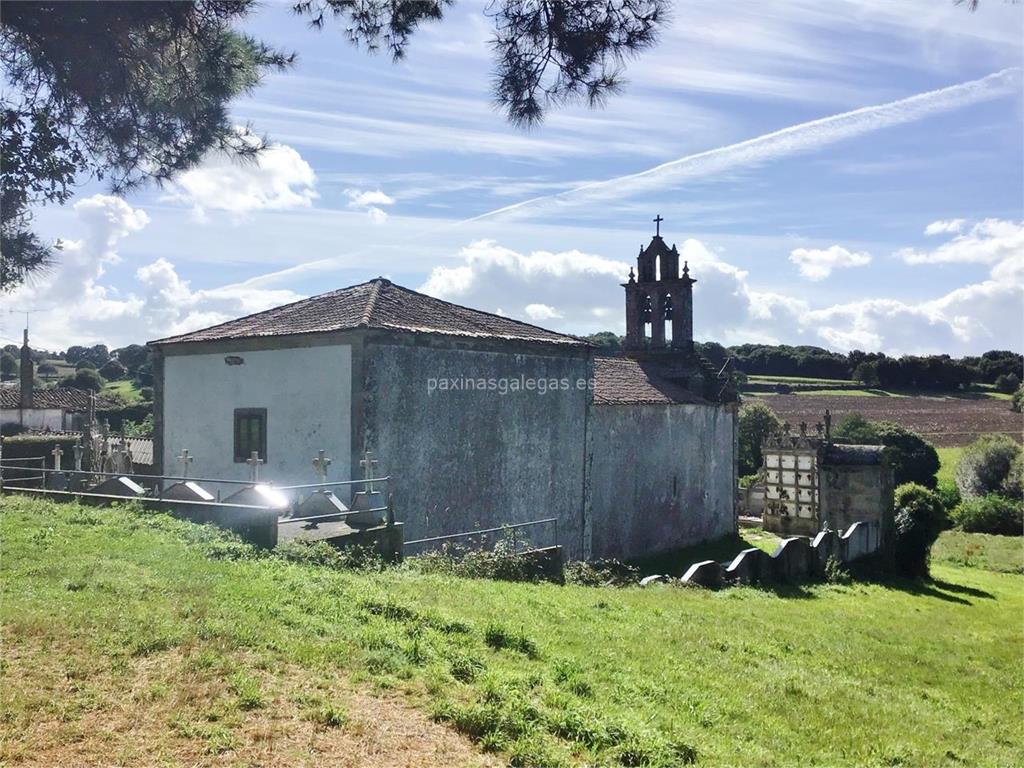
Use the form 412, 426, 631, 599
484, 623, 540, 659
229, 673, 265, 710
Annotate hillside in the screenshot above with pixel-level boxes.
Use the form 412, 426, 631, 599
1, 497, 1022, 767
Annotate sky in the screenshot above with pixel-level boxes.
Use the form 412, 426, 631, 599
4, 0, 1023, 356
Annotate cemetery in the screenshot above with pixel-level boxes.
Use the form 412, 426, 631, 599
2, 2, 1021, 766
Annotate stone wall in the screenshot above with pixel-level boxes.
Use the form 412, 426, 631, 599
586, 402, 736, 561
821, 463, 894, 537
361, 336, 593, 559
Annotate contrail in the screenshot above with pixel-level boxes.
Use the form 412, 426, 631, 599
461, 68, 1022, 224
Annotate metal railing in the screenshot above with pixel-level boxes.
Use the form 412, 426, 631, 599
405, 516, 558, 554
0, 460, 392, 518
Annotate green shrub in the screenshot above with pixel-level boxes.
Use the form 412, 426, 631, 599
934, 482, 961, 518
563, 558, 639, 587
1003, 453, 1023, 499
1012, 385, 1023, 414
994, 372, 1020, 394
952, 495, 1022, 536
892, 483, 949, 577
275, 539, 384, 571
408, 538, 554, 583
955, 434, 1022, 500
737, 401, 782, 475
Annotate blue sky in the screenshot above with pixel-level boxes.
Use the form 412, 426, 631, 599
6, 0, 1023, 354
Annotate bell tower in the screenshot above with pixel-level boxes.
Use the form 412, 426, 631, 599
623, 216, 696, 356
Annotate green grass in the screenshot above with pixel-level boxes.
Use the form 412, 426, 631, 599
933, 530, 1023, 575
630, 529, 782, 577
747, 375, 855, 385
102, 379, 146, 404
2, 496, 1022, 767
936, 446, 964, 487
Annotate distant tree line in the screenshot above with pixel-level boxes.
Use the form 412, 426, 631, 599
0, 339, 155, 397
583, 334, 1022, 392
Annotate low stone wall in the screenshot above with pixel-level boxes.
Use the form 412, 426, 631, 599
159, 499, 280, 549
676, 520, 882, 588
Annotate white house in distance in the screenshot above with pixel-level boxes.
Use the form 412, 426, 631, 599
149, 226, 739, 561
0, 331, 104, 433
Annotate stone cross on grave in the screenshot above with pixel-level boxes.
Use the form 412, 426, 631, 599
359, 450, 379, 493
177, 449, 193, 478
312, 450, 331, 484
246, 451, 264, 482
51, 445, 63, 472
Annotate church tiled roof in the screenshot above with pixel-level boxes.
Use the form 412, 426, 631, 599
593, 357, 708, 405
0, 386, 115, 412
150, 278, 586, 347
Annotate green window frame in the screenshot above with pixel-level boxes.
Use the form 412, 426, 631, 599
233, 408, 267, 463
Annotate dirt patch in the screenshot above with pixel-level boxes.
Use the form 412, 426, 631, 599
0, 638, 497, 768
758, 393, 1022, 447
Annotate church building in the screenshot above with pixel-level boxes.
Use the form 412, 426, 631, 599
150, 223, 738, 560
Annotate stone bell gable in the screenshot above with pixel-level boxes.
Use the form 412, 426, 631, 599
620, 217, 733, 404
623, 228, 695, 353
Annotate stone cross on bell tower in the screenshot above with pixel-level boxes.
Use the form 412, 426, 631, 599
623, 217, 696, 354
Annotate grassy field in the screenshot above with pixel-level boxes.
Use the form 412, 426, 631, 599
746, 375, 855, 386
936, 446, 964, 487
102, 379, 146, 404
2, 497, 1022, 768
932, 531, 1023, 574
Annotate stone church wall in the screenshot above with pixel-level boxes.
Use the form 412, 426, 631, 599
586, 403, 736, 561
361, 338, 593, 559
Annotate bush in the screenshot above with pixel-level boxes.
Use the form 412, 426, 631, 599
737, 401, 782, 476
75, 359, 98, 371
955, 434, 1022, 500
892, 483, 948, 577
994, 372, 1020, 394
122, 414, 154, 437
833, 415, 939, 488
99, 358, 127, 380
274, 539, 385, 571
58, 369, 104, 392
1012, 385, 1023, 414
408, 537, 557, 583
563, 558, 639, 587
934, 481, 961, 519
952, 495, 1022, 536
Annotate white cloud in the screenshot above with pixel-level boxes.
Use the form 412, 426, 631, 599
524, 303, 563, 321
162, 129, 317, 220
418, 233, 1022, 355
420, 240, 630, 330
898, 219, 1024, 265
346, 189, 395, 208
924, 218, 965, 235
3, 194, 302, 349
789, 245, 872, 281
345, 188, 395, 224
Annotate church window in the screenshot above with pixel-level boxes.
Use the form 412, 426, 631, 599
234, 408, 267, 463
